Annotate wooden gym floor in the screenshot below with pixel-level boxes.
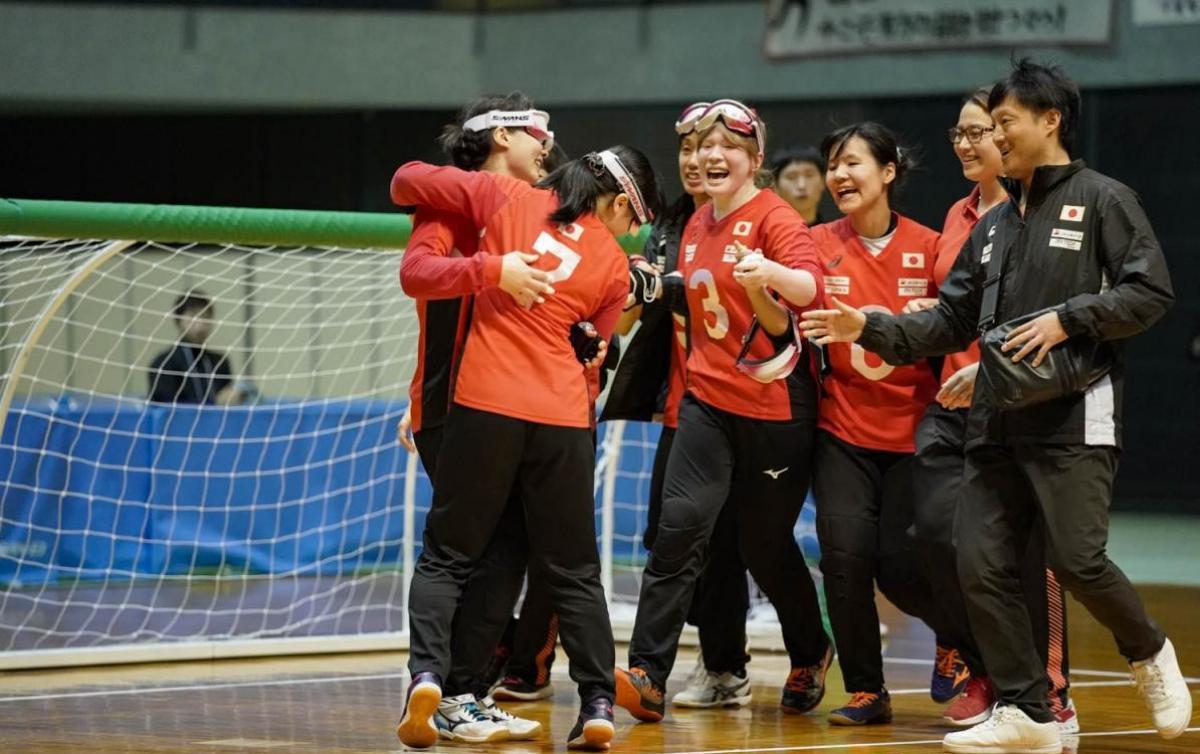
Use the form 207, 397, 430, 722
1, 586, 1197, 754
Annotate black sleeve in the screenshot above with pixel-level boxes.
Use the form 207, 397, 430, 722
1057, 189, 1175, 341
148, 351, 183, 403
211, 352, 234, 397
859, 224, 984, 365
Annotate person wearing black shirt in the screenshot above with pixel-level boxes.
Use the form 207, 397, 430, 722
800, 59, 1189, 753
148, 291, 241, 405
771, 145, 828, 227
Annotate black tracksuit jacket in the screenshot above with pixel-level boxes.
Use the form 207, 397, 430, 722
859, 160, 1174, 450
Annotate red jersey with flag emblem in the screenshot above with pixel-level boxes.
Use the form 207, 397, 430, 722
811, 215, 940, 452
678, 189, 823, 422
933, 186, 999, 385
391, 162, 629, 429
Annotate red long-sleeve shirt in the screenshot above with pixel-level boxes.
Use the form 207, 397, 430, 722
391, 161, 628, 428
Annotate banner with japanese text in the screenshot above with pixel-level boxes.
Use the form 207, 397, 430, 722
765, 0, 1114, 58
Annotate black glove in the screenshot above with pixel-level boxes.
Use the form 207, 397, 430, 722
570, 321, 602, 364
628, 265, 662, 306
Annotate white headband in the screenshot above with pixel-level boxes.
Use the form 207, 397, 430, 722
597, 149, 652, 225
461, 109, 553, 143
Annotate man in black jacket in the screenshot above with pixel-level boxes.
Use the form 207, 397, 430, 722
800, 60, 1189, 753
148, 291, 244, 405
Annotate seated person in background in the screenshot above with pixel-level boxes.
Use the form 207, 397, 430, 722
148, 290, 246, 405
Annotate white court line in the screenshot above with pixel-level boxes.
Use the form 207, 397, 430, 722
884, 656, 1200, 684
660, 727, 1200, 754
0, 659, 1194, 704
0, 671, 408, 703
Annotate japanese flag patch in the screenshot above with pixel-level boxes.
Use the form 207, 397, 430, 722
1060, 205, 1086, 222
901, 252, 924, 269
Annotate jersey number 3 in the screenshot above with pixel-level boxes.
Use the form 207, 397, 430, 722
532, 230, 582, 283
688, 269, 729, 340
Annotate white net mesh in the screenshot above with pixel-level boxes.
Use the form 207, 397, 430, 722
0, 230, 816, 666
0, 238, 418, 657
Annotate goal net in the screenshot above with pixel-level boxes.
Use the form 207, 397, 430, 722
0, 199, 808, 671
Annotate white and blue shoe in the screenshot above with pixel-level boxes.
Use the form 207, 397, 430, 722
434, 693, 509, 743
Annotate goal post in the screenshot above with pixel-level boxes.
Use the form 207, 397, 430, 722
0, 198, 665, 672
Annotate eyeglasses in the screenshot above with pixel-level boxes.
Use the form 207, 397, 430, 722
462, 109, 554, 149
674, 101, 712, 136
695, 99, 765, 156
947, 125, 995, 145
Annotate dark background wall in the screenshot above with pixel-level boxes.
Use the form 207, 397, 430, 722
3, 84, 1196, 511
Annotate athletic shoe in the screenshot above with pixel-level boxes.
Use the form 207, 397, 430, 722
1054, 698, 1079, 735
614, 666, 665, 722
672, 670, 752, 708
828, 690, 893, 726
566, 697, 615, 751
932, 645, 972, 704
944, 676, 995, 727
433, 693, 509, 743
396, 671, 442, 749
781, 644, 834, 714
478, 695, 541, 740
942, 703, 1062, 753
1131, 637, 1193, 739
491, 675, 555, 701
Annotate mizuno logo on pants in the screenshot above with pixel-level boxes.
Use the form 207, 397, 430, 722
762, 467, 789, 479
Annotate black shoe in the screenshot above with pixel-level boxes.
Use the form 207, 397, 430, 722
567, 697, 615, 750
396, 671, 442, 748
614, 667, 664, 722
781, 644, 834, 714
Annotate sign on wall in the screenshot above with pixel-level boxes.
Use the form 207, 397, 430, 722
1132, 0, 1200, 26
764, 0, 1114, 58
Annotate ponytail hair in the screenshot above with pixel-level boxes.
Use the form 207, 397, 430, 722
539, 145, 664, 227
820, 121, 918, 198
439, 91, 535, 170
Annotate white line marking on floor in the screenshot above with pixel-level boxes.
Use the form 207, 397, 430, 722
660, 727, 1200, 754
0, 671, 407, 703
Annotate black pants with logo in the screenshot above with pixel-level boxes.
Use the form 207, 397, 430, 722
956, 443, 1165, 722
629, 394, 828, 690
646, 426, 752, 676
913, 404, 1071, 709
408, 405, 614, 704
812, 429, 949, 695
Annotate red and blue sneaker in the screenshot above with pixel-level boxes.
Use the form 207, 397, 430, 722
781, 644, 834, 714
614, 666, 665, 722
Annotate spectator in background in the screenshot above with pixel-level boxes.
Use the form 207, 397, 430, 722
771, 145, 828, 226
148, 290, 247, 405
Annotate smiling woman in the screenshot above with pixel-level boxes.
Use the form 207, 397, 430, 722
614, 98, 834, 725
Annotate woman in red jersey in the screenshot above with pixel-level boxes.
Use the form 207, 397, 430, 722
615, 100, 832, 723
908, 89, 1074, 731
604, 103, 757, 710
806, 121, 951, 726
392, 146, 662, 752
392, 95, 562, 745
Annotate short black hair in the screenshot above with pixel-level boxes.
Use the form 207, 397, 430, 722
539, 145, 664, 228
439, 91, 537, 171
770, 145, 825, 178
988, 57, 1081, 154
173, 290, 212, 318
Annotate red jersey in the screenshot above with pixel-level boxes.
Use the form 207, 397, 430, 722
391, 162, 628, 429
811, 215, 940, 452
662, 312, 687, 429
678, 190, 823, 422
934, 186, 998, 384
397, 176, 529, 434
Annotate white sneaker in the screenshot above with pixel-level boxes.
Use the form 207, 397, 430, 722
478, 695, 541, 740
942, 703, 1062, 753
434, 693, 509, 743
1131, 637, 1193, 739
1054, 698, 1079, 735
672, 670, 752, 708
